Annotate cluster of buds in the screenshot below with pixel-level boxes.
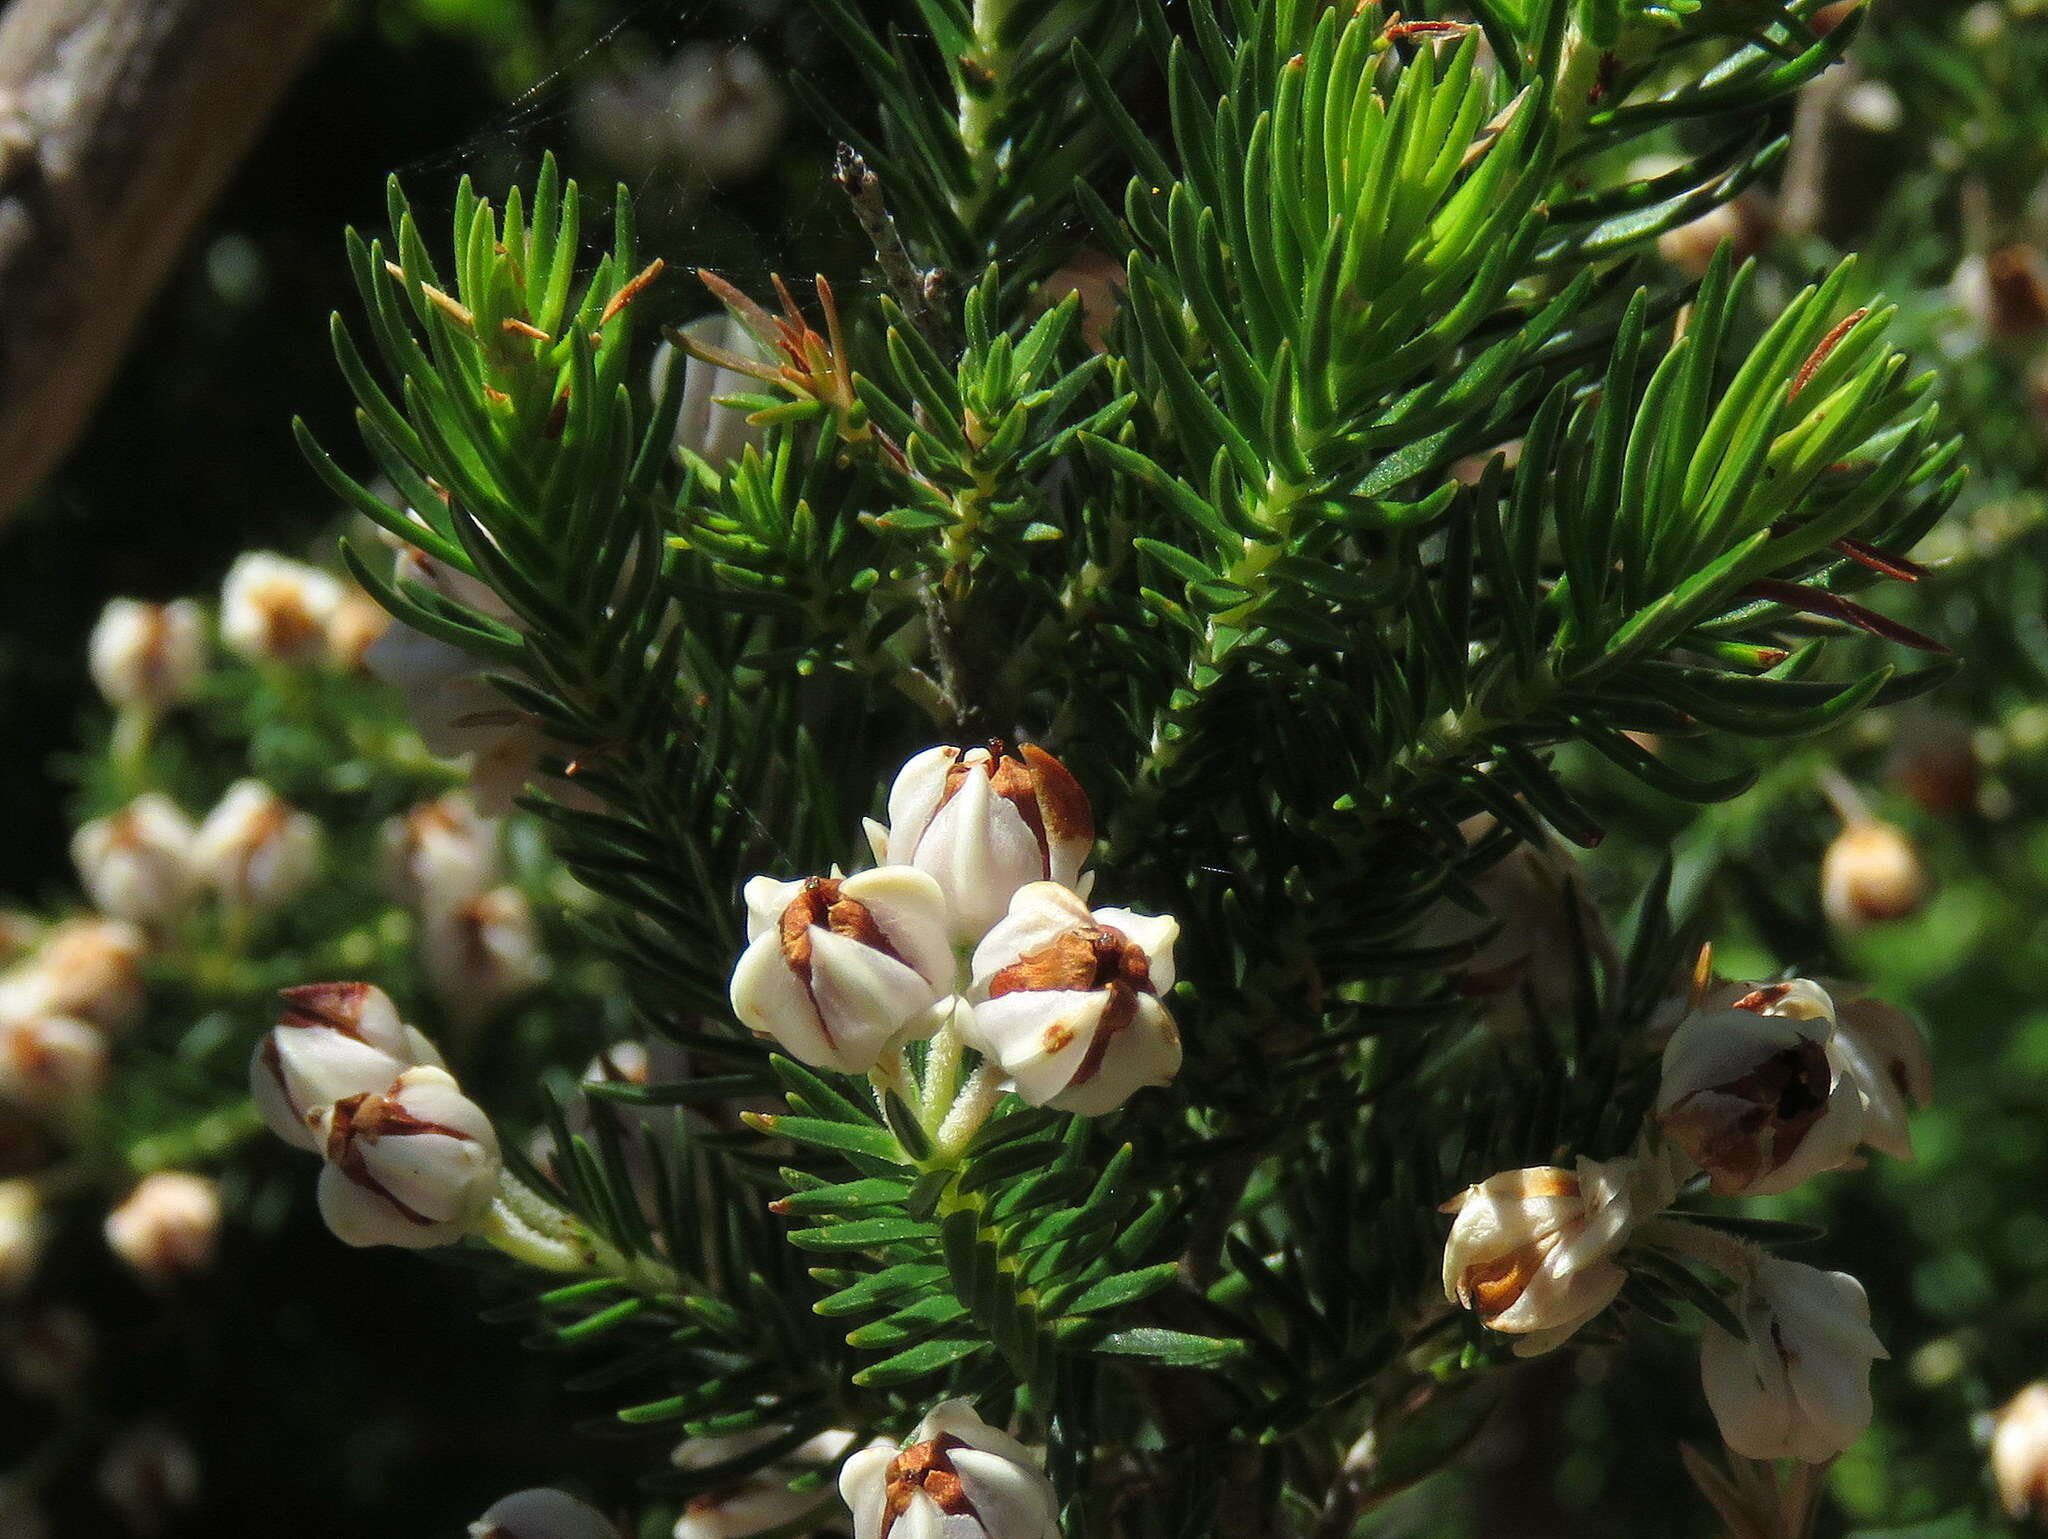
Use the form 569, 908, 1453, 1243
730, 744, 1182, 1117
839, 1399, 1062, 1539
381, 793, 543, 1028
0, 919, 147, 1111
72, 778, 322, 925
672, 1426, 857, 1539
250, 983, 501, 1248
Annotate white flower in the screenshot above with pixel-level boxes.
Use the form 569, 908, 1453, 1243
421, 887, 546, 1027
1822, 983, 1932, 1162
0, 1015, 108, 1108
0, 1179, 46, 1294
103, 1172, 221, 1282
1820, 821, 1927, 932
220, 552, 345, 665
729, 868, 955, 1074
0, 918, 147, 1032
471, 1489, 622, 1539
672, 1427, 857, 1539
1700, 1258, 1887, 1463
88, 599, 208, 713
313, 1064, 500, 1249
250, 982, 444, 1151
866, 744, 1096, 945
1993, 1383, 2048, 1521
71, 794, 199, 926
380, 792, 502, 915
325, 588, 393, 673
667, 44, 786, 183
1440, 1156, 1648, 1356
839, 1399, 1060, 1539
961, 883, 1179, 1116
652, 314, 772, 472
193, 780, 322, 914
1655, 980, 1865, 1196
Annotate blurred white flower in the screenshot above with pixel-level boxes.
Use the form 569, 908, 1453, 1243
1700, 1258, 1887, 1463
71, 794, 199, 926
839, 1399, 1060, 1539
672, 1427, 858, 1539
1994, 1383, 2048, 1521
0, 1014, 108, 1108
104, 1172, 221, 1282
219, 552, 344, 666
314, 1064, 500, 1249
575, 44, 786, 186
193, 780, 322, 914
421, 886, 546, 1027
0, 1179, 46, 1294
88, 598, 208, 713
962, 883, 1179, 1116
380, 792, 501, 915
1820, 821, 1928, 932
471, 1489, 622, 1539
325, 587, 393, 673
0, 918, 147, 1032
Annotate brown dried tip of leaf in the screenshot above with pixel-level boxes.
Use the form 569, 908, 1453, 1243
1789, 307, 1870, 399
501, 317, 550, 341
1744, 577, 1950, 654
1768, 520, 1931, 582
600, 258, 668, 327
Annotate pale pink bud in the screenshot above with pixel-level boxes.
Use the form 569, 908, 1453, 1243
103, 1172, 221, 1282
71, 794, 199, 926
1700, 1258, 1886, 1463
729, 868, 954, 1074
1821, 821, 1928, 932
962, 883, 1179, 1116
653, 314, 772, 471
250, 982, 444, 1151
219, 552, 345, 665
839, 1399, 1061, 1539
314, 1065, 500, 1249
868, 743, 1096, 944
88, 599, 208, 713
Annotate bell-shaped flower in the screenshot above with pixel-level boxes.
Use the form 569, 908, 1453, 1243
103, 1172, 220, 1283
71, 794, 199, 927
470, 1489, 621, 1539
962, 883, 1179, 1116
193, 780, 322, 914
1993, 1383, 2048, 1521
314, 1065, 500, 1248
1440, 1156, 1643, 1356
729, 869, 954, 1074
866, 743, 1095, 945
1822, 983, 1932, 1162
250, 982, 444, 1151
89, 599, 208, 714
1700, 1257, 1887, 1463
220, 552, 345, 666
1655, 980, 1864, 1196
839, 1399, 1061, 1539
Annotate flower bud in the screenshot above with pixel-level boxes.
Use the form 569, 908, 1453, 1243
1820, 821, 1928, 932
220, 552, 345, 666
1, 1015, 108, 1108
71, 794, 199, 926
867, 743, 1095, 944
471, 1489, 622, 1539
421, 887, 546, 1027
1700, 1258, 1887, 1463
0, 918, 147, 1032
1994, 1384, 2048, 1522
314, 1064, 500, 1248
192, 780, 322, 914
672, 1427, 858, 1539
325, 588, 393, 673
96, 1422, 199, 1536
1440, 1157, 1640, 1356
0, 1179, 46, 1294
250, 982, 444, 1151
380, 793, 501, 914
88, 599, 208, 714
838, 1399, 1061, 1539
729, 868, 955, 1074
1655, 981, 1864, 1196
1823, 983, 1932, 1162
103, 1172, 221, 1282
963, 883, 1179, 1116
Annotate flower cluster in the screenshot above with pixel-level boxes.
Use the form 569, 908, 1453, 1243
250, 982, 501, 1248
1441, 965, 1930, 1465
73, 779, 322, 927
730, 744, 1182, 1117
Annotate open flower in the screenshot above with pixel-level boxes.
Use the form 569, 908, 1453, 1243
1823, 983, 1932, 1162
729, 869, 954, 1074
250, 982, 444, 1151
1441, 1156, 1647, 1356
1700, 1258, 1887, 1463
866, 744, 1095, 945
1655, 980, 1864, 1196
839, 1399, 1060, 1539
193, 780, 322, 914
220, 552, 344, 666
89, 599, 208, 714
314, 1065, 500, 1248
71, 794, 199, 927
962, 883, 1179, 1116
